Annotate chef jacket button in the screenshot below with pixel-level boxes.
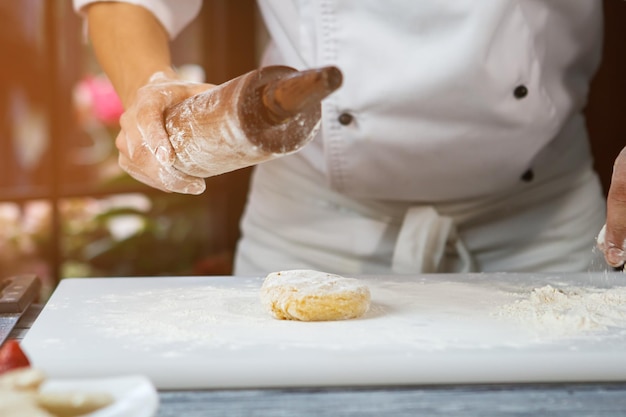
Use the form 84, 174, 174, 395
521, 169, 534, 182
338, 112, 354, 125
514, 85, 528, 99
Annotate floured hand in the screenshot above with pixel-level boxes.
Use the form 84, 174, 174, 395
598, 147, 626, 268
116, 70, 215, 194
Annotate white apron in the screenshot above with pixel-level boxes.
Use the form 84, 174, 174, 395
234, 121, 606, 275
234, 1, 606, 275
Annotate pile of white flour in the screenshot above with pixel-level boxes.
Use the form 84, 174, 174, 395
494, 285, 626, 339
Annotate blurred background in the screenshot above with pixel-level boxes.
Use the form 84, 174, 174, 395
0, 0, 624, 300
0, 0, 263, 298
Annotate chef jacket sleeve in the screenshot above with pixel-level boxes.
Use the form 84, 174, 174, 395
72, 0, 202, 39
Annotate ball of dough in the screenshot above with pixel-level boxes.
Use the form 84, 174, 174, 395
260, 269, 371, 321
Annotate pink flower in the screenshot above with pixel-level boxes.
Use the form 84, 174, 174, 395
75, 75, 124, 125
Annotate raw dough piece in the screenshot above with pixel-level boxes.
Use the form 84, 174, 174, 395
260, 269, 371, 321
0, 368, 45, 391
0, 367, 114, 417
36, 392, 114, 417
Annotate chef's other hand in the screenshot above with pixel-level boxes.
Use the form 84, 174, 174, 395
116, 71, 214, 194
598, 147, 626, 268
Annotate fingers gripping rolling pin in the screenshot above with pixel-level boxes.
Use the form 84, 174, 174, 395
164, 66, 343, 178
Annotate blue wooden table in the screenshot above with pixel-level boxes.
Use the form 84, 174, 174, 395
157, 384, 626, 416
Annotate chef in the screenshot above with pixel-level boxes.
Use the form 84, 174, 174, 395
73, 0, 626, 275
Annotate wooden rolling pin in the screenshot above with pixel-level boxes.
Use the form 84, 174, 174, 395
164, 65, 343, 178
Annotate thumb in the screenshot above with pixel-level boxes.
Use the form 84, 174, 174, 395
603, 147, 626, 267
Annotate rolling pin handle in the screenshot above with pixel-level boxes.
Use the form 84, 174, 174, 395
261, 66, 343, 123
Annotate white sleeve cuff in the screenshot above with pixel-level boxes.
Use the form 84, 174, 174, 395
73, 0, 203, 39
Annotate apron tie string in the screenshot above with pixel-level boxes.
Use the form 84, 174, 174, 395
392, 206, 475, 273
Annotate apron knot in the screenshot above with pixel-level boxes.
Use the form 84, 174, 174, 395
392, 206, 474, 273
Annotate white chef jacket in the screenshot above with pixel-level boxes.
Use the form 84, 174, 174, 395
74, 0, 608, 274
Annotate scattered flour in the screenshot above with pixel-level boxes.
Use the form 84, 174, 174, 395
494, 285, 626, 339
82, 284, 268, 352
72, 279, 626, 354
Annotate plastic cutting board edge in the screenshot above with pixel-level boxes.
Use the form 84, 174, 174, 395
22, 272, 626, 389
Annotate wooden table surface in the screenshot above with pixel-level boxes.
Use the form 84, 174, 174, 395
11, 305, 626, 417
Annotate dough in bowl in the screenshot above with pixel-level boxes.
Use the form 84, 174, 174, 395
260, 269, 371, 321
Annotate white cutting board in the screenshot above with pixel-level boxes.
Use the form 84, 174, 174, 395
22, 273, 626, 389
